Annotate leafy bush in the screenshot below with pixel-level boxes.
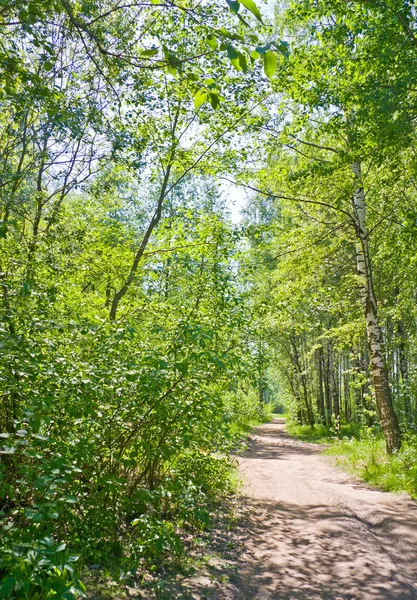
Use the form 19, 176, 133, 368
0, 296, 261, 595
0, 537, 86, 600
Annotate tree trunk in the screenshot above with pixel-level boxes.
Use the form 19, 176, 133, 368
110, 108, 180, 321
397, 318, 411, 420
317, 347, 326, 424
343, 353, 351, 423
352, 161, 401, 453
330, 342, 340, 422
324, 343, 332, 425
291, 337, 315, 426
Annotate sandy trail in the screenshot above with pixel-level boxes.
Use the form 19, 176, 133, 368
236, 419, 417, 600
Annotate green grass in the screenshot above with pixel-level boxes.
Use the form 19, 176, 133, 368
286, 419, 417, 499
325, 431, 417, 499
271, 412, 288, 420
285, 421, 361, 443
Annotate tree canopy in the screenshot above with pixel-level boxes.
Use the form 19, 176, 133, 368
1, 0, 417, 597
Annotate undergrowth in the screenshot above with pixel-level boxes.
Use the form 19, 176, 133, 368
285, 421, 361, 443
325, 430, 417, 499
287, 420, 417, 499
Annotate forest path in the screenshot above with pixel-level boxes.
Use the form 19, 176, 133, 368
235, 418, 417, 599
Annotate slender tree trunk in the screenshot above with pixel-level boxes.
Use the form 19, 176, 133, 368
110, 109, 180, 321
292, 339, 315, 426
396, 320, 408, 384
317, 347, 326, 424
324, 343, 332, 425
352, 161, 401, 453
353, 351, 364, 421
109, 163, 172, 320
330, 342, 340, 422
343, 353, 351, 423
397, 318, 411, 419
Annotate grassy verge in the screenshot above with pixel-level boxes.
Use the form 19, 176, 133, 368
325, 432, 417, 499
285, 421, 361, 443
286, 420, 417, 499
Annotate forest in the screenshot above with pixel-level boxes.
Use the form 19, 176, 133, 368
1, 0, 417, 597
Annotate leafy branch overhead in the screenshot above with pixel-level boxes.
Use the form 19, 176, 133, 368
4, 0, 417, 598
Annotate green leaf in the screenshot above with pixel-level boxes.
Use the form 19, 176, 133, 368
239, 0, 263, 22
65, 496, 78, 504
162, 46, 182, 75
0, 577, 16, 598
204, 78, 216, 88
194, 89, 208, 109
125, 372, 139, 381
208, 92, 221, 110
167, 64, 178, 77
226, 0, 240, 13
0, 447, 16, 454
227, 45, 241, 71
206, 34, 217, 50
255, 44, 270, 55
142, 48, 159, 57
238, 52, 248, 73
217, 28, 244, 42
56, 543, 67, 552
273, 40, 290, 58
263, 50, 277, 78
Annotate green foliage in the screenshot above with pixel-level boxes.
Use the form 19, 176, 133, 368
6, 0, 417, 592
0, 1, 278, 592
224, 388, 273, 435
326, 431, 417, 499
0, 170, 265, 595
0, 538, 86, 600
263, 51, 278, 78
286, 421, 362, 443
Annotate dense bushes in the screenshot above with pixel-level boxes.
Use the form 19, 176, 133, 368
0, 192, 266, 597
0, 317, 261, 597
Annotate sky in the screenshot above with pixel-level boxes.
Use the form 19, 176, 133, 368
222, 180, 251, 224
222, 0, 277, 224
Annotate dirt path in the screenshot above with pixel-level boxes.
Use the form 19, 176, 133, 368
236, 419, 417, 599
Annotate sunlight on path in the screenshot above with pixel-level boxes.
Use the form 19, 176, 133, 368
235, 419, 417, 600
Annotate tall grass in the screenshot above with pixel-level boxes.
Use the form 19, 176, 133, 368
326, 430, 417, 498
286, 421, 361, 443
286, 420, 417, 498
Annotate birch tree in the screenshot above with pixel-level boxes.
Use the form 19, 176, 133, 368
242, 0, 417, 451
352, 160, 401, 452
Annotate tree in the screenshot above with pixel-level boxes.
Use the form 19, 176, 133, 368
238, 0, 417, 451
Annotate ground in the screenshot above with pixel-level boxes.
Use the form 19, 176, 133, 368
124, 418, 417, 599
236, 418, 417, 599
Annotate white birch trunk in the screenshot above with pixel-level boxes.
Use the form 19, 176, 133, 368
352, 161, 401, 453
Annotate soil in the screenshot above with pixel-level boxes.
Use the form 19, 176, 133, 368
235, 418, 417, 599
124, 418, 417, 599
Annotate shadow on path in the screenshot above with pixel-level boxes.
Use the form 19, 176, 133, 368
232, 497, 417, 600
122, 419, 417, 599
